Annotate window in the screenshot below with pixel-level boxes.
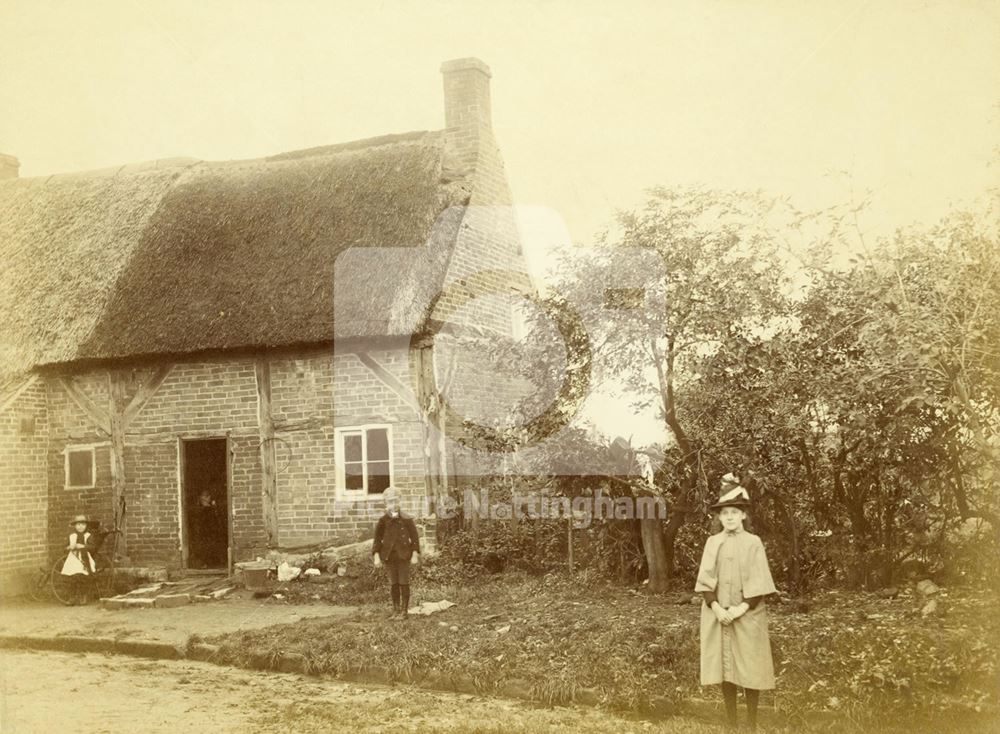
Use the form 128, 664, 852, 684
65, 446, 96, 489
336, 425, 393, 497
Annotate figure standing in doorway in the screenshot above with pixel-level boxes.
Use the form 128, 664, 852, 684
192, 489, 222, 568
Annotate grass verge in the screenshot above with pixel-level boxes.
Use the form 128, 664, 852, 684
208, 562, 999, 733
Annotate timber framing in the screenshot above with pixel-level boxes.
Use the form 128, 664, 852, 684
57, 376, 111, 435
108, 370, 128, 556
349, 351, 422, 416
255, 357, 280, 546
122, 365, 174, 425
0, 373, 39, 414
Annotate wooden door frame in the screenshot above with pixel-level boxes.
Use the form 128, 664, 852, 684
178, 435, 232, 572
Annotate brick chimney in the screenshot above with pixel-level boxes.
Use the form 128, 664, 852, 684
0, 153, 19, 180
441, 58, 493, 174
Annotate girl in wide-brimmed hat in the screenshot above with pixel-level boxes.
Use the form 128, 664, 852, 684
60, 514, 96, 605
694, 474, 777, 731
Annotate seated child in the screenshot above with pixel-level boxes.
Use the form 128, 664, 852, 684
61, 514, 96, 605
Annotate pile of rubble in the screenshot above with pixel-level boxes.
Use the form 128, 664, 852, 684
234, 537, 376, 593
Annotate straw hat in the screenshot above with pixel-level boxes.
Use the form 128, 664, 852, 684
70, 514, 89, 526
709, 482, 751, 511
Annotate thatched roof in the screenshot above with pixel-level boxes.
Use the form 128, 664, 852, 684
0, 131, 471, 377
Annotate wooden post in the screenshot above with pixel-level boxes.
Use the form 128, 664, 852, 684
254, 357, 279, 547
414, 346, 444, 515
108, 370, 128, 558
227, 435, 235, 577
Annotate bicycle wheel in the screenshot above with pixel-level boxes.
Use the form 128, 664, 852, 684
28, 566, 51, 602
94, 563, 115, 599
50, 557, 76, 606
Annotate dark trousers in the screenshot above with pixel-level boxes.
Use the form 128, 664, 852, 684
385, 556, 412, 614
386, 557, 411, 585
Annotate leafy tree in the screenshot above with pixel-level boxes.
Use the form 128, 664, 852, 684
520, 187, 793, 590
681, 194, 1000, 588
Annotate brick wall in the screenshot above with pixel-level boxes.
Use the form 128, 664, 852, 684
123, 442, 178, 564
44, 375, 113, 567
0, 377, 48, 595
9, 59, 534, 574
39, 346, 436, 569
436, 58, 541, 481
274, 346, 428, 547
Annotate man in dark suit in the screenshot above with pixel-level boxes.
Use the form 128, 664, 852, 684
372, 486, 421, 618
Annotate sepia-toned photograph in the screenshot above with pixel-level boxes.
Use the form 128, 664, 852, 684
1, 2, 997, 732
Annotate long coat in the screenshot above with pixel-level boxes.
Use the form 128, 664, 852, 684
372, 512, 421, 561
694, 528, 777, 689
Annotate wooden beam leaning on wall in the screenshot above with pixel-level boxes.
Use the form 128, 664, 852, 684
254, 357, 279, 547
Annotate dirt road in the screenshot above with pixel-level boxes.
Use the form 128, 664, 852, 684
0, 650, 719, 734
0, 597, 354, 647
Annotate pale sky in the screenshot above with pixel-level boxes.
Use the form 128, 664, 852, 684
2, 0, 998, 445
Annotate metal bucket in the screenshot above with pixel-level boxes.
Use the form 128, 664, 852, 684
241, 562, 272, 591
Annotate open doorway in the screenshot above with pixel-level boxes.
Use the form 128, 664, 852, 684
182, 438, 229, 570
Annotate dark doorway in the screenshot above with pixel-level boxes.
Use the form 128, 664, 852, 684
182, 438, 229, 570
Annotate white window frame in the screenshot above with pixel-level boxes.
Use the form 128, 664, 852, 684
334, 424, 394, 500
64, 444, 98, 489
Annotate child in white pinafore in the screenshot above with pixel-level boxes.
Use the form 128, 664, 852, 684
61, 514, 96, 605
694, 474, 777, 731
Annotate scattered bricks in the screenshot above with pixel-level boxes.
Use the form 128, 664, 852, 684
123, 583, 166, 597
120, 597, 156, 608
153, 593, 191, 608
192, 594, 214, 603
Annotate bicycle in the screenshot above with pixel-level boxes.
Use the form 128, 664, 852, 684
29, 497, 127, 605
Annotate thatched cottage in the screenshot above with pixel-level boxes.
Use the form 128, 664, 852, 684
0, 58, 533, 591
